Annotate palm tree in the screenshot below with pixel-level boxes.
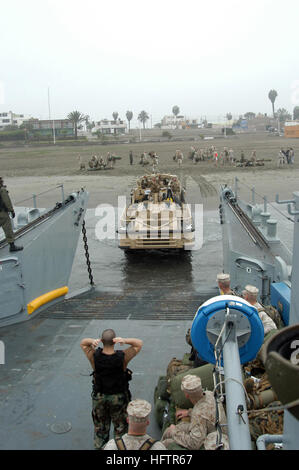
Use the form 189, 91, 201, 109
67, 111, 86, 139
112, 112, 119, 122
268, 90, 278, 118
138, 110, 149, 129
172, 105, 180, 117
126, 111, 133, 132
276, 108, 291, 123
226, 112, 232, 122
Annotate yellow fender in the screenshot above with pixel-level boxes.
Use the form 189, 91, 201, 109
27, 286, 68, 315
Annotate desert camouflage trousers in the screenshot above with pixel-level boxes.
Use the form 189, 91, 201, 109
91, 391, 129, 449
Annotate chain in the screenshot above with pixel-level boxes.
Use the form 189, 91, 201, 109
82, 220, 95, 286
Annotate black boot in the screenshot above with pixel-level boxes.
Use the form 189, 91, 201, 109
9, 243, 23, 252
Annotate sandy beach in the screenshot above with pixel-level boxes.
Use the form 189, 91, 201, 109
2, 167, 299, 212
0, 133, 298, 210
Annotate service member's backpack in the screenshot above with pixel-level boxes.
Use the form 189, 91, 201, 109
115, 437, 157, 450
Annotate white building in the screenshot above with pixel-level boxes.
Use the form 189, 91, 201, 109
0, 111, 31, 130
161, 115, 199, 129
92, 119, 127, 135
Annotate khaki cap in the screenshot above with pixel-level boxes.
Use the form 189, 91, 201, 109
217, 273, 230, 282
245, 285, 259, 295
181, 374, 202, 394
204, 431, 230, 450
127, 399, 151, 422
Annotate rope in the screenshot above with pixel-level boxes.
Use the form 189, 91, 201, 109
213, 378, 251, 406
245, 397, 299, 416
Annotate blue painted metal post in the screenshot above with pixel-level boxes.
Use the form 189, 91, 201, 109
222, 312, 252, 450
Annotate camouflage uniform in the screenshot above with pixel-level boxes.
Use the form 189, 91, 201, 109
90, 345, 137, 449
204, 431, 230, 450
162, 391, 227, 449
244, 285, 277, 335
92, 392, 129, 449
104, 433, 166, 450
162, 375, 227, 450
0, 183, 15, 243
104, 399, 166, 450
254, 302, 277, 335
170, 179, 180, 195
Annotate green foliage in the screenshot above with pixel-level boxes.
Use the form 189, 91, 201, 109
67, 110, 86, 139
126, 111, 133, 121
162, 130, 172, 139
138, 110, 149, 129
222, 127, 235, 135
268, 89, 278, 117
268, 89, 278, 103
0, 130, 25, 141
244, 112, 256, 120
126, 111, 133, 131
172, 105, 180, 116
293, 106, 299, 120
277, 108, 291, 123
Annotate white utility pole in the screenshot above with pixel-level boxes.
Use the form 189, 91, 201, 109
48, 87, 56, 145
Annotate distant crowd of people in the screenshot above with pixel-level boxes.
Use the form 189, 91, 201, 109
78, 145, 295, 171
78, 152, 120, 170
188, 146, 264, 167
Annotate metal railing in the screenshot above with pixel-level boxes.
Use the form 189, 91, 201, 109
234, 177, 294, 223
15, 184, 66, 208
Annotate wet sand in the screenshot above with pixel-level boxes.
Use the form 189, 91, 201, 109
4, 166, 299, 212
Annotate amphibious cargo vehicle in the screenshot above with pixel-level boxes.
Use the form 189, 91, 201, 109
118, 173, 195, 251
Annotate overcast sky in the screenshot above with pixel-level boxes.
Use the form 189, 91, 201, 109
1, 0, 299, 125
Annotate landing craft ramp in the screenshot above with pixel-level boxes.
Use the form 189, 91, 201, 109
0, 205, 221, 449
0, 188, 88, 327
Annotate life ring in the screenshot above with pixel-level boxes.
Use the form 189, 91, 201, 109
191, 295, 264, 365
